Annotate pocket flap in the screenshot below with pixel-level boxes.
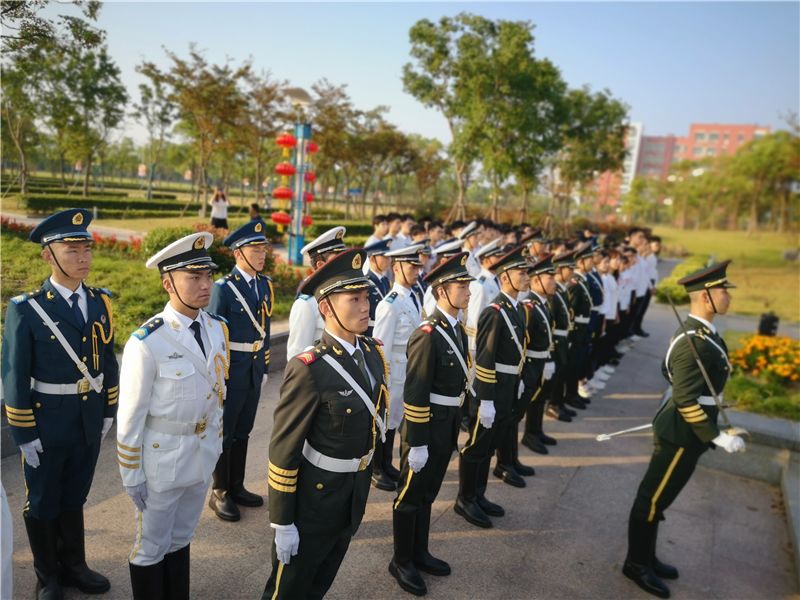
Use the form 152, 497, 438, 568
159, 361, 195, 380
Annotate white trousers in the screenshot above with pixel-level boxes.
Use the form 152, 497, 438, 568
1, 484, 12, 600
388, 381, 406, 430
129, 478, 210, 566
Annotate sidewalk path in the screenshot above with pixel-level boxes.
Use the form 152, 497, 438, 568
1, 274, 796, 599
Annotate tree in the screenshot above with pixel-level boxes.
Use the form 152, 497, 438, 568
408, 135, 448, 202
1, 0, 103, 54
140, 47, 250, 216
132, 75, 176, 199
1, 51, 42, 193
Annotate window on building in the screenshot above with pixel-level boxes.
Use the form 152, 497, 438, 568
737, 134, 745, 142
674, 144, 684, 153
708, 133, 719, 142
723, 133, 729, 141
693, 147, 703, 156
706, 148, 716, 156
695, 132, 706, 142
754, 130, 766, 139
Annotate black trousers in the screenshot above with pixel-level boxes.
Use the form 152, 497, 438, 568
222, 380, 261, 447
632, 290, 652, 334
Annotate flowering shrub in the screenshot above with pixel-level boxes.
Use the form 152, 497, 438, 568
730, 335, 800, 383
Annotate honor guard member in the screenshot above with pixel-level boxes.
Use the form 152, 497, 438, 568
565, 242, 595, 410
520, 254, 558, 456
524, 230, 550, 262
117, 232, 229, 599
286, 226, 347, 359
584, 242, 607, 391
372, 243, 426, 491
421, 238, 465, 316
2, 208, 119, 599
455, 246, 529, 528
390, 253, 474, 596
206, 221, 273, 522
262, 249, 389, 600
464, 237, 504, 354
364, 238, 392, 336
458, 221, 482, 278
547, 250, 577, 423
623, 261, 744, 599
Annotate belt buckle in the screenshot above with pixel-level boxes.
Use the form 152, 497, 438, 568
194, 417, 207, 434
252, 340, 262, 352
358, 450, 373, 471
77, 379, 90, 394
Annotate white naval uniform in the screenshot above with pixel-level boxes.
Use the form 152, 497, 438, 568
117, 303, 228, 566
465, 250, 481, 278
373, 283, 422, 430
465, 269, 499, 352
286, 293, 325, 359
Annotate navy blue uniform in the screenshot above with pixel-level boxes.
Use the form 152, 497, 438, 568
366, 270, 389, 337
2, 279, 119, 519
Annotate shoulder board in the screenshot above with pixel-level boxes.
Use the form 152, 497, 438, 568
362, 336, 384, 347
478, 275, 487, 283
12, 288, 44, 304
131, 317, 164, 340
88, 286, 113, 297
295, 350, 319, 365
258, 274, 272, 282
420, 324, 433, 334
297, 294, 312, 301
206, 312, 228, 324
490, 303, 501, 311
215, 273, 234, 286
386, 291, 398, 304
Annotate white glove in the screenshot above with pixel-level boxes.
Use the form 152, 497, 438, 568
272, 522, 300, 565
262, 374, 269, 386
408, 445, 429, 473
101, 418, 114, 441
543, 361, 555, 381
479, 400, 496, 429
517, 380, 524, 399
19, 439, 43, 468
125, 483, 148, 511
712, 432, 746, 454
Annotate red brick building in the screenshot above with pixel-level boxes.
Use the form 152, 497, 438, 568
672, 123, 770, 163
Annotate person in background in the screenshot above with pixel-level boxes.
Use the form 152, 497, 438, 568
249, 203, 263, 222
210, 188, 229, 230
366, 215, 389, 248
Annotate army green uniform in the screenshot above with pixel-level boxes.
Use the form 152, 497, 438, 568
520, 293, 553, 438
548, 283, 572, 411
565, 273, 593, 397
263, 332, 388, 599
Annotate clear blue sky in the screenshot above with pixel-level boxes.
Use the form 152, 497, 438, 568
98, 1, 799, 143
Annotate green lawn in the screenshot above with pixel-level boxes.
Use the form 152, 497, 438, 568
655, 226, 800, 322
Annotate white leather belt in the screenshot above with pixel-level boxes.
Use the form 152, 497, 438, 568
302, 441, 372, 473
554, 329, 568, 337
430, 393, 461, 407
229, 340, 264, 353
495, 362, 522, 375
697, 395, 721, 406
525, 350, 550, 359
31, 374, 104, 396
146, 414, 208, 436
591, 307, 602, 312
574, 316, 590, 324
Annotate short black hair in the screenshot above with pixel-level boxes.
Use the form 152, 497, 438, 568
373, 214, 388, 226
386, 212, 402, 223
250, 203, 260, 211
410, 224, 426, 237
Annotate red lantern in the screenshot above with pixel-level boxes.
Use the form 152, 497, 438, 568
304, 171, 316, 183
275, 162, 296, 177
271, 186, 293, 200
306, 141, 319, 153
270, 211, 291, 226
302, 215, 313, 227
303, 192, 314, 203
276, 133, 297, 149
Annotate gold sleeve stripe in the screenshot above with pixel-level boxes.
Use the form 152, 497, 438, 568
117, 459, 140, 469
5, 406, 34, 415
268, 462, 299, 477
475, 365, 495, 373
107, 386, 119, 392
680, 409, 705, 418
268, 472, 297, 485
476, 373, 497, 383
268, 480, 297, 493
8, 418, 36, 427
684, 415, 708, 423
117, 442, 141, 453
7, 413, 35, 421
116, 450, 139, 462
107, 399, 118, 406
677, 404, 703, 413
404, 414, 430, 424
403, 403, 430, 414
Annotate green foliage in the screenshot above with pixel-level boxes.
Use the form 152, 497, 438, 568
142, 226, 195, 258
725, 373, 800, 422
21, 194, 200, 214
3, 186, 129, 196
654, 254, 710, 305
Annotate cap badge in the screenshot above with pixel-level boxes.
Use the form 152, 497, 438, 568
335, 230, 344, 240
72, 212, 84, 225
352, 253, 362, 269
193, 237, 205, 250
255, 223, 263, 233
460, 255, 467, 266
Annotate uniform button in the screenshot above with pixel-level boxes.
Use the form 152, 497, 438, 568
176, 372, 181, 376
207, 394, 211, 400
316, 483, 324, 490
82, 356, 87, 362
346, 408, 352, 414
35, 402, 42, 408
50, 335, 56, 340
253, 356, 257, 360
82, 395, 88, 401
152, 443, 160, 448
82, 336, 87, 342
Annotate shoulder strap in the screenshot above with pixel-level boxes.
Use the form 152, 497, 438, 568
226, 281, 266, 339
434, 325, 475, 396
321, 354, 386, 441
532, 303, 553, 347
28, 298, 103, 392
498, 306, 524, 358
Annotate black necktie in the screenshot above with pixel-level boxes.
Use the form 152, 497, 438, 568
248, 278, 258, 302
353, 347, 371, 391
410, 293, 420, 314
189, 321, 206, 357
69, 293, 85, 328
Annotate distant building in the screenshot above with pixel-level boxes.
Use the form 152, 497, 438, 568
637, 135, 677, 180
672, 123, 771, 163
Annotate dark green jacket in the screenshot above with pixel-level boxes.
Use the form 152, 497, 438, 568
521, 294, 552, 389
654, 316, 731, 449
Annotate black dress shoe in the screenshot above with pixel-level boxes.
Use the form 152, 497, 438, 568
372, 470, 397, 491
653, 556, 679, 579
389, 559, 427, 596
454, 497, 492, 528
493, 464, 526, 488
545, 405, 572, 422
384, 463, 402, 482
521, 433, 548, 455
635, 330, 650, 337
622, 561, 670, 598
565, 396, 587, 410
476, 495, 505, 517
562, 406, 577, 417
513, 459, 536, 476
538, 432, 557, 446
609, 356, 621, 364
414, 552, 451, 576
208, 489, 241, 522
61, 564, 110, 594
229, 486, 264, 507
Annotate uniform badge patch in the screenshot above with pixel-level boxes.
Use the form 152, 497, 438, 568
338, 389, 353, 397
72, 212, 84, 225
255, 222, 263, 232
193, 237, 204, 250
352, 253, 362, 269
100, 314, 107, 324
167, 352, 183, 360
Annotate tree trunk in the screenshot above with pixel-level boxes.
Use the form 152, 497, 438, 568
82, 154, 92, 197
200, 160, 209, 218
448, 162, 467, 224
255, 157, 263, 209
777, 186, 788, 233
747, 196, 759, 235
520, 185, 529, 224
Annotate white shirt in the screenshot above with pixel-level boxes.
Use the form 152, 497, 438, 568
601, 273, 618, 320
50, 277, 87, 321
237, 268, 258, 300
324, 330, 376, 389
688, 313, 717, 335
502, 291, 519, 309
165, 303, 210, 357
438, 307, 460, 329
210, 198, 228, 219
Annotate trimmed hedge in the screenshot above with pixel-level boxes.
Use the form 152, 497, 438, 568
654, 254, 710, 305
21, 194, 200, 214
3, 185, 129, 197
